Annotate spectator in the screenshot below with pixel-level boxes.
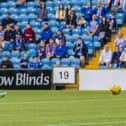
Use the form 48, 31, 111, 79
120, 46, 126, 68
0, 55, 13, 69
77, 16, 88, 30
111, 46, 121, 68
24, 24, 35, 43
55, 4, 66, 21
0, 25, 5, 47
109, 13, 116, 31
14, 32, 24, 51
37, 3, 48, 22
65, 4, 73, 21
4, 25, 15, 43
41, 23, 52, 43
99, 45, 112, 67
15, 0, 26, 8
87, 15, 99, 36
14, 25, 23, 38
1, 12, 17, 28
114, 32, 125, 52
111, 0, 123, 12
81, 2, 93, 21
66, 10, 77, 28
55, 30, 66, 45
46, 38, 56, 58
55, 39, 67, 58
73, 38, 88, 67
38, 40, 46, 59
20, 52, 29, 68
29, 56, 41, 69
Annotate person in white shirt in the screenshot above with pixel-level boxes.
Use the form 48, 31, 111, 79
114, 32, 126, 52
120, 46, 126, 68
99, 45, 112, 67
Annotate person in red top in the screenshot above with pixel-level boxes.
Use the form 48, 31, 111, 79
24, 24, 35, 43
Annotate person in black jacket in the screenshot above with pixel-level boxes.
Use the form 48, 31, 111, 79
1, 13, 17, 28
4, 25, 15, 43
73, 37, 88, 67
0, 55, 13, 69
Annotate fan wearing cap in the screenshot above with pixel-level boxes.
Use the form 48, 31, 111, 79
0, 55, 13, 69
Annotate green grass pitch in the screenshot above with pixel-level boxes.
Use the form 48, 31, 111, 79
0, 90, 126, 126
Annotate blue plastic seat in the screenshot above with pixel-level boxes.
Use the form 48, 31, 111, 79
94, 41, 101, 49
27, 49, 37, 58
42, 64, 52, 70
10, 57, 20, 64
28, 13, 37, 20
27, 1, 38, 8
81, 34, 93, 42
8, 1, 15, 8
18, 14, 29, 22
48, 20, 60, 27
73, 6, 81, 12
14, 64, 21, 69
67, 49, 75, 56
72, 28, 81, 35
27, 43, 38, 50
41, 58, 50, 66
61, 58, 71, 67
0, 8, 8, 14
3, 43, 14, 51
66, 42, 74, 49
2, 51, 11, 58
19, 21, 28, 28
19, 8, 27, 14
51, 58, 60, 66
30, 21, 41, 28
11, 51, 20, 58
1, 3, 8, 8
34, 27, 41, 34
51, 27, 59, 34
63, 28, 71, 34
71, 58, 80, 68
48, 13, 55, 20
27, 7, 38, 14
9, 8, 19, 15
47, 7, 55, 13
46, 1, 55, 7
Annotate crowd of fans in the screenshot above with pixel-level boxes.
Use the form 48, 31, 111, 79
0, 0, 125, 69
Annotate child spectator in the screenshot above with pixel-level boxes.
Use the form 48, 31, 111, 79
65, 4, 72, 21
20, 52, 29, 68
41, 23, 52, 43
24, 24, 35, 43
120, 46, 126, 68
46, 38, 56, 58
66, 10, 77, 28
55, 39, 67, 58
38, 40, 46, 59
29, 56, 41, 69
0, 25, 5, 47
56, 4, 66, 21
37, 3, 48, 22
99, 45, 112, 68
73, 38, 88, 67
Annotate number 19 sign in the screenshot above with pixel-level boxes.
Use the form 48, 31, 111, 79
53, 67, 76, 84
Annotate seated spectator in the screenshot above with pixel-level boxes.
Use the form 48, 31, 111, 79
24, 24, 35, 43
99, 45, 112, 68
87, 15, 99, 36
55, 4, 66, 21
55, 31, 66, 45
66, 10, 77, 28
81, 2, 93, 21
73, 38, 88, 67
111, 0, 123, 12
120, 46, 126, 68
20, 52, 29, 68
1, 12, 17, 28
29, 56, 41, 69
114, 32, 125, 52
0, 55, 13, 69
14, 25, 23, 38
41, 23, 52, 43
46, 38, 56, 58
111, 46, 121, 68
109, 13, 116, 31
4, 25, 15, 44
77, 16, 88, 30
55, 39, 67, 58
0, 25, 5, 47
14, 32, 24, 51
37, 3, 48, 22
65, 4, 73, 21
38, 40, 46, 59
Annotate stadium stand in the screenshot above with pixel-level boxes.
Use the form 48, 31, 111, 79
0, 0, 125, 69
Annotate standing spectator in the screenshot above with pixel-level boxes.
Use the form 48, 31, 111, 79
65, 4, 73, 21
14, 33, 24, 51
38, 40, 46, 59
29, 56, 41, 69
20, 52, 29, 68
4, 25, 15, 43
46, 38, 56, 58
0, 55, 13, 69
111, 46, 121, 68
1, 13, 17, 28
55, 30, 66, 45
114, 32, 125, 52
14, 25, 23, 38
55, 4, 66, 21
0, 25, 5, 47
120, 46, 126, 68
87, 15, 99, 36
37, 3, 48, 22
41, 23, 52, 43
66, 10, 77, 28
77, 16, 88, 30
55, 39, 67, 58
99, 45, 112, 67
24, 24, 35, 43
73, 38, 88, 67
81, 2, 93, 21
